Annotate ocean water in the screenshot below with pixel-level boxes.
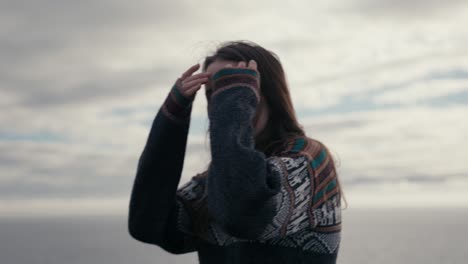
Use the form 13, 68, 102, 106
0, 208, 467, 264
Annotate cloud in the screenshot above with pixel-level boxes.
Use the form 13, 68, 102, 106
0, 0, 220, 111
345, 177, 468, 208
0, 133, 210, 200
1, 0, 468, 215
0, 197, 128, 217
1, 66, 179, 108
373, 74, 468, 105
301, 104, 468, 184
340, 0, 468, 19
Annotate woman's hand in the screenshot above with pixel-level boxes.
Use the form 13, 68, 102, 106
223, 60, 261, 92
224, 60, 258, 71
176, 63, 212, 98
208, 59, 261, 103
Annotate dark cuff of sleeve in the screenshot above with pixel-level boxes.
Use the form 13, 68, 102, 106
161, 78, 195, 124
210, 68, 261, 103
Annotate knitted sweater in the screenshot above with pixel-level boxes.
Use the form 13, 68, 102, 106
128, 68, 342, 264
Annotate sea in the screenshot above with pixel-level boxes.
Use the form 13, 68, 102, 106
1, 208, 467, 264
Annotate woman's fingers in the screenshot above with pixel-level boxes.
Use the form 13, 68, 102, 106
181, 63, 201, 79
178, 79, 205, 98
184, 78, 207, 94
178, 71, 211, 97
248, 60, 257, 70
182, 76, 209, 88
185, 84, 204, 95
182, 72, 211, 84
224, 60, 257, 70
177, 63, 212, 98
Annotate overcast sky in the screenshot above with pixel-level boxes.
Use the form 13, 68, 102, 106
1, 0, 468, 216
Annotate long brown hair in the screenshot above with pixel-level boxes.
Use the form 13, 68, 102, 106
189, 40, 345, 236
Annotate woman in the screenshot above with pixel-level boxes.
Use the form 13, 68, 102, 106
128, 40, 345, 264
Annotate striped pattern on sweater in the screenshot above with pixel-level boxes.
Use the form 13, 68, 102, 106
210, 68, 261, 103
176, 136, 342, 254
283, 137, 342, 233
161, 78, 195, 125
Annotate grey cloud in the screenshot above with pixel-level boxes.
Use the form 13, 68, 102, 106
304, 118, 369, 132
1, 66, 177, 108
0, 0, 198, 109
344, 0, 467, 17
342, 172, 466, 187
373, 67, 468, 90
0, 144, 137, 199
0, 139, 208, 200
368, 67, 468, 105
1, 0, 183, 32
0, 0, 185, 64
302, 50, 467, 88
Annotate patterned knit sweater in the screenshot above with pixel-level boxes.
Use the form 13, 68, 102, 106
128, 67, 342, 264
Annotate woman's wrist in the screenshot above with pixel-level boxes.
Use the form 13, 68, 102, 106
161, 78, 195, 124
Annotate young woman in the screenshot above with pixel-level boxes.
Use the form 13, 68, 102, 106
128, 40, 345, 264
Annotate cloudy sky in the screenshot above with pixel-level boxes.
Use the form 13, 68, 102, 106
1, 0, 467, 216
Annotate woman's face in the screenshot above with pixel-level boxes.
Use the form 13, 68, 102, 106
204, 59, 269, 137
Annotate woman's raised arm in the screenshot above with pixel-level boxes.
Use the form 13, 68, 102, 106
127, 65, 209, 253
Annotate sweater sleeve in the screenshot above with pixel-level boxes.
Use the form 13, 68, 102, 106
127, 80, 198, 254
206, 68, 288, 240
206, 68, 342, 241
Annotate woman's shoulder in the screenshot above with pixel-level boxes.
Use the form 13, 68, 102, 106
276, 135, 328, 158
